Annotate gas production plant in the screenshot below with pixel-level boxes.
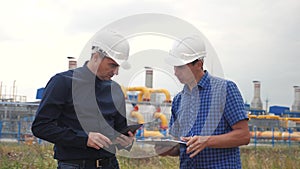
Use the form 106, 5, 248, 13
247, 81, 300, 143
0, 58, 300, 145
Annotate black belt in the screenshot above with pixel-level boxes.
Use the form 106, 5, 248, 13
60, 156, 116, 168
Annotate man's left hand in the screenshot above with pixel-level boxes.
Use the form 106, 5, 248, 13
181, 136, 210, 158
114, 131, 135, 147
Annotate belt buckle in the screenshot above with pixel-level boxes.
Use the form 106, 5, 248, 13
96, 159, 102, 168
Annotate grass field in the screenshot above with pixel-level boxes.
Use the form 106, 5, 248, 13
0, 142, 299, 169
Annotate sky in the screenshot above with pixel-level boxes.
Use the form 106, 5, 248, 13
0, 0, 299, 108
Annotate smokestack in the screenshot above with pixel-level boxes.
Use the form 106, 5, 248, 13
12, 80, 16, 102
0, 81, 2, 99
291, 86, 300, 112
250, 81, 263, 110
145, 67, 153, 88
67, 57, 77, 70
145, 67, 156, 102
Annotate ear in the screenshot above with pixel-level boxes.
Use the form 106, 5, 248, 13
92, 53, 101, 63
197, 59, 204, 69
90, 53, 96, 61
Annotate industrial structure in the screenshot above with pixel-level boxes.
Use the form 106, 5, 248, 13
246, 81, 300, 146
250, 81, 263, 111
0, 58, 299, 145
292, 86, 300, 112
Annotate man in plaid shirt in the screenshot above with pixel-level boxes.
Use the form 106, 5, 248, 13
155, 35, 250, 169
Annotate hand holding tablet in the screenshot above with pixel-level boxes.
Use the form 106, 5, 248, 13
118, 124, 143, 136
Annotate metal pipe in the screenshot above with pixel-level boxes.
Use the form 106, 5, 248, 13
126, 87, 172, 103
130, 110, 145, 124
126, 87, 151, 102
148, 88, 172, 103
153, 112, 168, 129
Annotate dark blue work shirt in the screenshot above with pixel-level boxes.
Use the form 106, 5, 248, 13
31, 65, 128, 160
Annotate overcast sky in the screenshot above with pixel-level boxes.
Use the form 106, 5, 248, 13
0, 0, 299, 108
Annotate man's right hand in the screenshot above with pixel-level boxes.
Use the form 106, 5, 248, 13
154, 144, 180, 156
87, 132, 112, 150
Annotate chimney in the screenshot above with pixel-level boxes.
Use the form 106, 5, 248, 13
145, 67, 153, 88
250, 81, 263, 110
145, 67, 156, 102
67, 57, 77, 70
12, 80, 16, 102
0, 81, 2, 99
291, 86, 300, 112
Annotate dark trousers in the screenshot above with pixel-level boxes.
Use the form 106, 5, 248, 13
57, 157, 119, 169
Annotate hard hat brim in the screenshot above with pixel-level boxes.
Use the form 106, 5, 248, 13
105, 50, 131, 69
164, 54, 205, 66
164, 56, 194, 66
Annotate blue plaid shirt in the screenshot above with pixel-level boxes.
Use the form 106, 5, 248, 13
169, 71, 248, 169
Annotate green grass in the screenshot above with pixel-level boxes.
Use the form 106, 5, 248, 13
0, 143, 56, 169
241, 146, 300, 169
0, 143, 299, 169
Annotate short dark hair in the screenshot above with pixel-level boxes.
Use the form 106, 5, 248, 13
190, 58, 204, 65
91, 47, 107, 59
191, 59, 199, 65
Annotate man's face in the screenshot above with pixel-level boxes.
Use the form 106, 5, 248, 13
96, 57, 119, 80
174, 63, 197, 84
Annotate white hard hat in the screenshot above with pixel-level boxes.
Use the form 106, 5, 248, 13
165, 35, 206, 66
92, 30, 131, 69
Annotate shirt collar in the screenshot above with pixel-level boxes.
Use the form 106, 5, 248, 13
182, 70, 210, 94
197, 70, 210, 89
81, 64, 108, 82
82, 64, 96, 79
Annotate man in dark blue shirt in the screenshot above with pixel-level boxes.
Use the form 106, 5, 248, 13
32, 30, 134, 169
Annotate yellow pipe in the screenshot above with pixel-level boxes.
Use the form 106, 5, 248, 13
137, 92, 144, 102
148, 88, 172, 103
257, 115, 281, 120
125, 87, 172, 102
129, 108, 165, 138
256, 131, 300, 141
285, 117, 300, 122
130, 110, 145, 124
153, 112, 168, 129
126, 87, 151, 102
248, 115, 300, 121
248, 114, 257, 119
143, 129, 164, 137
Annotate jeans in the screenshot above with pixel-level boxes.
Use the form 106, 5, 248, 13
57, 158, 119, 169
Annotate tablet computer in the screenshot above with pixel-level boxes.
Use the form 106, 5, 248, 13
137, 139, 186, 147
118, 124, 143, 136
